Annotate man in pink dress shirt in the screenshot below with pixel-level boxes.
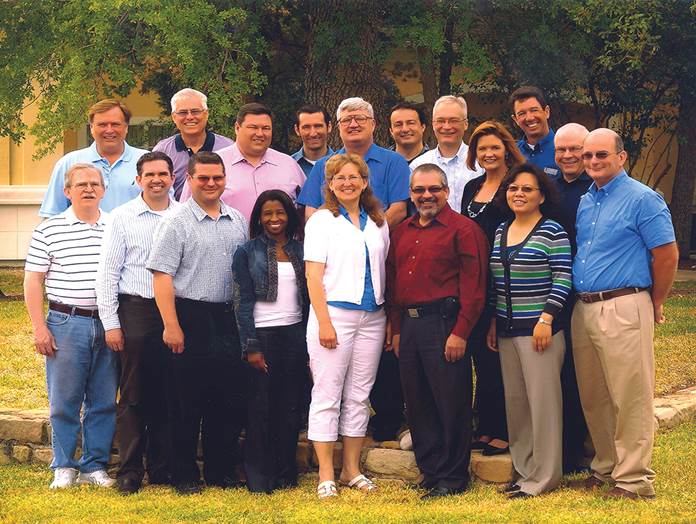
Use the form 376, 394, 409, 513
180, 103, 306, 220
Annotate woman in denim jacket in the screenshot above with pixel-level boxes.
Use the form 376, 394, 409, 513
232, 189, 309, 493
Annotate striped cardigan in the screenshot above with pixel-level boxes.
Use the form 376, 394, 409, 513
489, 218, 572, 332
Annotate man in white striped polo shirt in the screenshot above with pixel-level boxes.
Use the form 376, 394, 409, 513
96, 151, 180, 494
24, 164, 118, 489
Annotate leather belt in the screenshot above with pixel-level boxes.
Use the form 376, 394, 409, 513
576, 287, 646, 304
49, 301, 100, 319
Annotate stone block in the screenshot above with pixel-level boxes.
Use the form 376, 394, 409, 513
0, 451, 12, 465
32, 446, 53, 465
379, 440, 402, 450
470, 451, 514, 483
0, 414, 48, 444
12, 444, 32, 463
363, 448, 420, 481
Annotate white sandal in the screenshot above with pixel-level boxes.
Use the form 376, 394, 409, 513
340, 474, 377, 492
317, 480, 338, 499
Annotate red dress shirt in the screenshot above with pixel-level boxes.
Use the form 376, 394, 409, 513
386, 204, 489, 339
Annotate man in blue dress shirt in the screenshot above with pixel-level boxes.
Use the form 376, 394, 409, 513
509, 86, 559, 177
40, 99, 148, 217
571, 128, 678, 500
298, 97, 410, 229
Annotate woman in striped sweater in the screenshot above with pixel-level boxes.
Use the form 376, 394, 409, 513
486, 163, 572, 499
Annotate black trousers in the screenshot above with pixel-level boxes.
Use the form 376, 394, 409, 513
171, 298, 246, 485
244, 322, 307, 493
369, 350, 405, 440
468, 310, 508, 441
116, 295, 172, 484
399, 311, 472, 491
559, 298, 592, 471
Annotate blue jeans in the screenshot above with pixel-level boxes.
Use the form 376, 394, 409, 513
45, 309, 118, 472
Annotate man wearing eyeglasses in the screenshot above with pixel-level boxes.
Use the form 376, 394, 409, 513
386, 164, 489, 499
571, 128, 678, 500
409, 96, 481, 212
40, 99, 148, 217
510, 86, 559, 177
148, 151, 249, 494
179, 103, 306, 221
152, 88, 234, 200
298, 97, 411, 229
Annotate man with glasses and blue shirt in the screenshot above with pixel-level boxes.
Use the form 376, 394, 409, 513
298, 97, 411, 229
152, 88, 234, 200
39, 99, 148, 217
571, 128, 678, 500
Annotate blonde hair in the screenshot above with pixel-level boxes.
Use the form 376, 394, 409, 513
322, 153, 384, 227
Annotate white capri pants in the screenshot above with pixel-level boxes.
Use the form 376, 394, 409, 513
306, 305, 386, 441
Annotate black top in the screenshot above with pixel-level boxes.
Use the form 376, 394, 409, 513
550, 171, 593, 255
460, 174, 508, 248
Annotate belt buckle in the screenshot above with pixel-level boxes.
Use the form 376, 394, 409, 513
407, 308, 419, 318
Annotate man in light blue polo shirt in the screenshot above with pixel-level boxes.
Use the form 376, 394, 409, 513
509, 86, 559, 177
298, 97, 410, 229
571, 128, 678, 500
39, 99, 148, 217
291, 104, 334, 178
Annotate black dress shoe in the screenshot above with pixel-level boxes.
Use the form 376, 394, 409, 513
174, 482, 203, 495
116, 477, 142, 495
417, 477, 437, 490
482, 443, 510, 456
470, 440, 489, 450
507, 490, 533, 499
207, 476, 244, 489
421, 486, 466, 500
498, 482, 521, 494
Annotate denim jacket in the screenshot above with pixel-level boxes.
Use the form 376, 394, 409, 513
232, 233, 308, 355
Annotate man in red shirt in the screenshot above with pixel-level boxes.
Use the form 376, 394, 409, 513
386, 163, 488, 499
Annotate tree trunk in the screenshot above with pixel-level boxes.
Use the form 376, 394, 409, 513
304, 0, 391, 148
670, 85, 696, 257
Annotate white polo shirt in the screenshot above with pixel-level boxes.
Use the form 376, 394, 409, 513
304, 209, 389, 305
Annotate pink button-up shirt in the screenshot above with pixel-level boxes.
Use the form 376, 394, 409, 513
180, 143, 306, 220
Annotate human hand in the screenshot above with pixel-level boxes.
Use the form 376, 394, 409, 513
486, 318, 498, 352
444, 333, 466, 362
319, 321, 338, 349
105, 328, 125, 352
163, 324, 185, 353
247, 352, 268, 373
34, 325, 57, 357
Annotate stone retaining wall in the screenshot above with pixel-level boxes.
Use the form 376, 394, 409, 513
2, 385, 695, 484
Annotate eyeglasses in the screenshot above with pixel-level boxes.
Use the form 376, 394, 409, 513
191, 175, 225, 183
507, 185, 540, 194
332, 175, 364, 183
581, 151, 620, 160
433, 117, 467, 126
337, 115, 373, 126
555, 145, 583, 154
173, 109, 206, 117
71, 181, 103, 190
410, 185, 446, 195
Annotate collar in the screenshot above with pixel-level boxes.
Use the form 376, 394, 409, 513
133, 193, 177, 215
589, 170, 627, 194
523, 129, 555, 153
188, 197, 232, 221
337, 205, 367, 220
174, 131, 216, 153
559, 171, 592, 185
292, 146, 335, 162
407, 202, 454, 228
64, 205, 108, 226
228, 142, 278, 167
87, 141, 133, 164
435, 142, 468, 162
337, 143, 382, 163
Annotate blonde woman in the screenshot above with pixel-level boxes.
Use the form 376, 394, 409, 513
304, 153, 389, 498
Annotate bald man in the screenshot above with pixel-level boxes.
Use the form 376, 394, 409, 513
571, 128, 678, 500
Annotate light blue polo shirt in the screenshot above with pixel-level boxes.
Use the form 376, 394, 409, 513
39, 141, 148, 217
573, 171, 675, 293
297, 143, 410, 210
291, 146, 335, 178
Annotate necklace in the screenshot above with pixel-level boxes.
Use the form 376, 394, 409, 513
466, 186, 493, 218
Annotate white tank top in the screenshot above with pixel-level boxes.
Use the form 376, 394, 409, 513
253, 261, 302, 327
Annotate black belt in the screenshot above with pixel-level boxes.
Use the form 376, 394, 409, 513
404, 297, 459, 319
576, 287, 647, 304
118, 294, 155, 303
49, 301, 99, 319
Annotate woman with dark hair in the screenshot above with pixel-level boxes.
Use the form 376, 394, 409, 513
460, 120, 526, 456
487, 163, 572, 498
232, 189, 308, 493
304, 153, 389, 498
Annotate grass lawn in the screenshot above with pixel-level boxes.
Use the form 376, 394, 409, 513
1, 270, 695, 409
0, 422, 694, 523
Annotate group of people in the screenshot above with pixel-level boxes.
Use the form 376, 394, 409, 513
24, 85, 678, 503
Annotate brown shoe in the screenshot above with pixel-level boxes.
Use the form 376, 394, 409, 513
568, 475, 605, 490
603, 486, 655, 500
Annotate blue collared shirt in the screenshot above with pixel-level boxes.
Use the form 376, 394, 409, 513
517, 129, 560, 178
291, 146, 335, 178
573, 171, 675, 293
39, 141, 149, 217
327, 206, 378, 311
297, 143, 410, 209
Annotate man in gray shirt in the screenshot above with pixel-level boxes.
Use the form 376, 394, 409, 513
148, 151, 248, 494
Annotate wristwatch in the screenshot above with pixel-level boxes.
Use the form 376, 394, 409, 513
537, 317, 551, 325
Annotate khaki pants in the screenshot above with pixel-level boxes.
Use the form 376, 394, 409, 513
571, 291, 656, 496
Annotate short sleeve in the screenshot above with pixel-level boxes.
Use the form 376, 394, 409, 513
303, 212, 330, 263
297, 159, 325, 208
39, 159, 71, 217
636, 191, 675, 250
385, 155, 411, 206
147, 217, 184, 276
24, 227, 50, 273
